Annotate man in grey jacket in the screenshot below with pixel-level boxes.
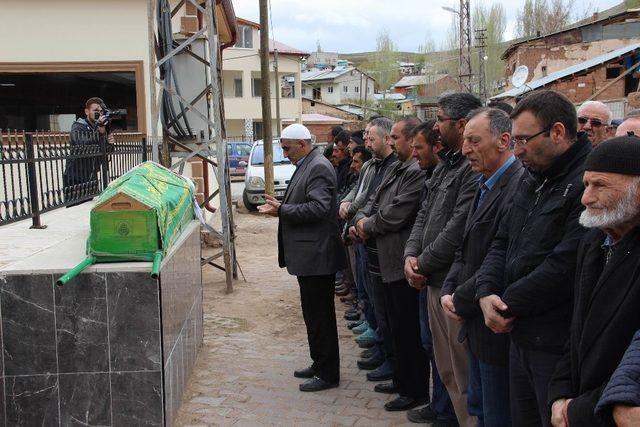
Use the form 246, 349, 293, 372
354, 116, 428, 411
404, 93, 481, 427
259, 123, 346, 392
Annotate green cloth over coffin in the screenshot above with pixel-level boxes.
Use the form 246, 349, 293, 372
88, 161, 195, 262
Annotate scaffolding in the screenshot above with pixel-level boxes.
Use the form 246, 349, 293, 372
459, 0, 473, 93
147, 0, 237, 292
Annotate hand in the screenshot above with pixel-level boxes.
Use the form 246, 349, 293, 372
339, 202, 351, 220
613, 405, 640, 427
107, 134, 115, 144
441, 294, 462, 322
348, 226, 361, 242
257, 194, 281, 217
551, 398, 572, 427
404, 257, 426, 289
479, 295, 514, 334
355, 218, 369, 241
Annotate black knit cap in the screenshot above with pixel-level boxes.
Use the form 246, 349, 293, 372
584, 135, 640, 176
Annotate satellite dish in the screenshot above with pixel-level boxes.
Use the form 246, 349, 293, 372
511, 65, 529, 88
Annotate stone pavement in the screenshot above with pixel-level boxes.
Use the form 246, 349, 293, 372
175, 212, 416, 426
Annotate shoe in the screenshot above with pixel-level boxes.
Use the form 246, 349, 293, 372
344, 311, 361, 321
299, 376, 339, 392
384, 395, 428, 412
340, 293, 357, 303
360, 347, 377, 359
293, 365, 316, 379
355, 327, 377, 342
357, 355, 384, 370
352, 321, 370, 335
358, 338, 375, 348
335, 284, 348, 292
347, 320, 366, 330
374, 382, 398, 394
407, 404, 438, 423
335, 287, 350, 296
366, 360, 393, 381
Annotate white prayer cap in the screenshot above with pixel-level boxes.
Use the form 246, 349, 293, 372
281, 123, 311, 140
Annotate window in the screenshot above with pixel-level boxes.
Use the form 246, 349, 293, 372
355, 86, 359, 93
367, 86, 371, 94
343, 86, 348, 93
312, 87, 321, 100
541, 66, 547, 77
607, 67, 622, 79
235, 25, 253, 48
301, 88, 306, 96
253, 121, 263, 140
234, 78, 243, 97
327, 86, 334, 93
252, 78, 262, 97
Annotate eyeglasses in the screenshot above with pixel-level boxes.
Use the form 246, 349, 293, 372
436, 116, 460, 123
510, 128, 550, 148
578, 117, 604, 128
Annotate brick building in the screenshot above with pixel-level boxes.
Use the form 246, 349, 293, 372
392, 74, 460, 98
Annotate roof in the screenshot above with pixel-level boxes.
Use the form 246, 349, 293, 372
373, 93, 406, 101
492, 43, 640, 100
335, 104, 366, 117
283, 113, 349, 124
236, 17, 260, 29
269, 39, 309, 56
501, 8, 640, 59
392, 74, 448, 88
301, 66, 374, 83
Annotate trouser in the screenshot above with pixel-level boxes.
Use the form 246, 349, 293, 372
369, 273, 394, 364
354, 244, 376, 329
419, 288, 456, 421
468, 348, 511, 427
427, 285, 476, 427
382, 279, 428, 398
509, 341, 563, 427
298, 274, 340, 383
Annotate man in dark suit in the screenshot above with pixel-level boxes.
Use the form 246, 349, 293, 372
548, 136, 640, 426
440, 107, 524, 426
259, 123, 346, 392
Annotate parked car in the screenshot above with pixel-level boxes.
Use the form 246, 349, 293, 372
242, 139, 295, 211
227, 141, 252, 175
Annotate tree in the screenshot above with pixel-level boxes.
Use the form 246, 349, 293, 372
369, 29, 400, 93
473, 2, 507, 95
316, 39, 322, 53
515, 0, 592, 38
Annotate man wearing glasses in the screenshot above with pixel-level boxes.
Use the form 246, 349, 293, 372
475, 90, 591, 426
577, 100, 613, 146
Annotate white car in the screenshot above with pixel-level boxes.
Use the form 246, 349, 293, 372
242, 139, 296, 211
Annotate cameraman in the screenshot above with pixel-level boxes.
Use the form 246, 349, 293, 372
63, 97, 115, 206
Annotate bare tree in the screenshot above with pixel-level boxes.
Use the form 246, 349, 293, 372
516, 0, 595, 38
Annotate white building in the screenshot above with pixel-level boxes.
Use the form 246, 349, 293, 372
306, 51, 340, 69
301, 64, 375, 105
222, 18, 307, 140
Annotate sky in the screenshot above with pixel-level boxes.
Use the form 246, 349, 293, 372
231, 0, 624, 53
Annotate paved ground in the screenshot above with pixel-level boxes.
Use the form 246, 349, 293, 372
175, 210, 414, 426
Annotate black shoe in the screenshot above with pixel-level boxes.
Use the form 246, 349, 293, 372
360, 347, 377, 358
407, 404, 439, 423
293, 365, 316, 379
344, 311, 361, 321
335, 287, 350, 296
374, 382, 398, 394
299, 376, 339, 392
384, 395, 428, 412
366, 361, 393, 381
357, 355, 384, 370
358, 338, 375, 348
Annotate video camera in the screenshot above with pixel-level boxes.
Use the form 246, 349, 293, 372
94, 107, 123, 126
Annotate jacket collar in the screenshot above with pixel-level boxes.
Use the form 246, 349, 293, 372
534, 132, 591, 182
284, 147, 319, 203
438, 148, 464, 168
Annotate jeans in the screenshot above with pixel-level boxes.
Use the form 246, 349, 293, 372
354, 244, 377, 330
468, 349, 511, 427
419, 288, 456, 421
509, 341, 563, 427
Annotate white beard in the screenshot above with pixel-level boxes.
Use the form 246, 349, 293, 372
580, 183, 640, 229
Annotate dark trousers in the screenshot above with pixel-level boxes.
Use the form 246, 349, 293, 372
509, 341, 562, 427
369, 273, 394, 364
354, 244, 376, 329
419, 288, 456, 421
298, 274, 340, 383
383, 279, 428, 398
468, 348, 511, 427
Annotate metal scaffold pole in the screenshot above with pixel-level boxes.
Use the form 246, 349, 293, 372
147, 0, 238, 293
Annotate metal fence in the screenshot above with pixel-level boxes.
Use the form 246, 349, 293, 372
0, 130, 149, 228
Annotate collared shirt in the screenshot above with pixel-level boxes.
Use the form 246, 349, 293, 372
477, 155, 516, 208
295, 153, 308, 169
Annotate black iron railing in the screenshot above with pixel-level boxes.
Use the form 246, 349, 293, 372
0, 130, 149, 228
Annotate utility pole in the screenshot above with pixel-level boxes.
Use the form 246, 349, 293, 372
459, 0, 472, 93
273, 49, 281, 137
259, 0, 274, 196
475, 28, 487, 103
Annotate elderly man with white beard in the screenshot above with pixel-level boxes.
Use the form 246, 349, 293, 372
548, 135, 640, 427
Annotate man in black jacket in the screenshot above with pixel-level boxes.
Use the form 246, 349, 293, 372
440, 107, 524, 426
475, 90, 591, 426
548, 136, 640, 426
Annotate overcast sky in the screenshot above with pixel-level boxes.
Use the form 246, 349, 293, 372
231, 0, 623, 53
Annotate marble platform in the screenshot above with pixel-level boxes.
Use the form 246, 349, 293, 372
0, 211, 202, 426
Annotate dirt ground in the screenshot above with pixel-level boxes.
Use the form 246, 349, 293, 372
174, 209, 413, 426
